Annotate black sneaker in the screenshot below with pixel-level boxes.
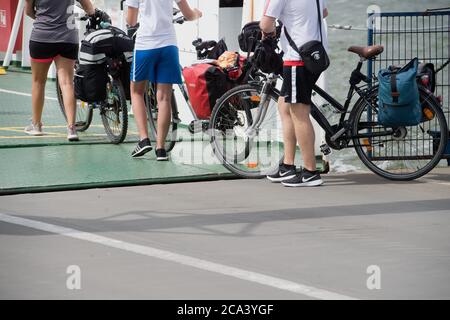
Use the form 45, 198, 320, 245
282, 168, 323, 187
266, 164, 297, 182
131, 138, 152, 158
156, 148, 169, 161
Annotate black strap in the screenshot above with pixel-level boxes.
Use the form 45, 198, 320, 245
390, 71, 400, 103
284, 0, 324, 55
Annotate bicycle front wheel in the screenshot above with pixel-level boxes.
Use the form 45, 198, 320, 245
56, 73, 93, 132
351, 86, 448, 181
100, 79, 128, 144
145, 82, 178, 152
209, 84, 283, 178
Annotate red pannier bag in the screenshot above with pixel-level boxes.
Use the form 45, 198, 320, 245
182, 64, 231, 119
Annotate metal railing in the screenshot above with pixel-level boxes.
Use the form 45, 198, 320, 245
368, 9, 450, 161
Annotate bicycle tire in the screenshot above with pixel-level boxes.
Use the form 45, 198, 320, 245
209, 83, 283, 179
101, 79, 128, 144
351, 85, 448, 181
56, 73, 93, 132
145, 82, 178, 152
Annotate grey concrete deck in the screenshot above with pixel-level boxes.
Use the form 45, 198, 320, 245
0, 169, 449, 299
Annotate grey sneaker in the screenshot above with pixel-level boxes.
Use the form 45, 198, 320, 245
67, 125, 79, 142
24, 122, 43, 136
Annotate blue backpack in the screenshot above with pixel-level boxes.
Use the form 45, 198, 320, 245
377, 58, 422, 127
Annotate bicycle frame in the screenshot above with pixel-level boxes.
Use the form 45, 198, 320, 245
309, 60, 373, 144
246, 58, 396, 150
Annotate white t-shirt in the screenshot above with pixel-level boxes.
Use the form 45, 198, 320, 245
126, 0, 181, 50
264, 0, 328, 61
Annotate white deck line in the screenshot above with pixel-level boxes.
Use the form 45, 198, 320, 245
0, 213, 357, 300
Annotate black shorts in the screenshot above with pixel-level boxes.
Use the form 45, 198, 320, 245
281, 65, 320, 105
29, 41, 79, 62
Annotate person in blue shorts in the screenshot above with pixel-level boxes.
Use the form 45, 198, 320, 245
126, 0, 202, 160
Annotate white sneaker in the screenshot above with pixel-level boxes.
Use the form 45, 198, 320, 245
24, 122, 43, 136
67, 125, 79, 142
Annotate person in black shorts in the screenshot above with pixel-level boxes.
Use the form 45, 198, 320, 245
24, 0, 98, 141
261, 0, 329, 187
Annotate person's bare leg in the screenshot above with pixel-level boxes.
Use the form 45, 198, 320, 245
130, 81, 149, 140
278, 96, 296, 166
30, 60, 52, 125
156, 83, 172, 150
54, 56, 76, 126
289, 103, 317, 171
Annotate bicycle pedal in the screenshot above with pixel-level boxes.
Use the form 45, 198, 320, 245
320, 144, 332, 156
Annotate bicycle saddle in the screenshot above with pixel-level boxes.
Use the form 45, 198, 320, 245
348, 45, 384, 59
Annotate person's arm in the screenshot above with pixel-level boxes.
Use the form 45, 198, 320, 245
323, 8, 328, 18
177, 0, 202, 21
78, 0, 95, 16
260, 16, 276, 39
25, 0, 35, 19
126, 0, 139, 27
260, 0, 285, 38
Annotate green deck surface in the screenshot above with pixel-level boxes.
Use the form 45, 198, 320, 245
0, 70, 326, 195
0, 142, 235, 195
0, 71, 236, 194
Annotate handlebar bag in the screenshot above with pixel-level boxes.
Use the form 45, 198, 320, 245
182, 64, 231, 119
377, 58, 422, 127
74, 63, 109, 103
238, 21, 261, 53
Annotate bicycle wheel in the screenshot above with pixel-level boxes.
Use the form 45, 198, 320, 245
209, 84, 283, 178
351, 86, 448, 181
145, 82, 178, 152
56, 73, 93, 132
100, 79, 128, 144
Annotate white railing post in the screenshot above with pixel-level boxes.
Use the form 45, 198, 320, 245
2, 0, 25, 68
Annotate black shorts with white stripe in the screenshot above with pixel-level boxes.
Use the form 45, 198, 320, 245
280, 66, 320, 105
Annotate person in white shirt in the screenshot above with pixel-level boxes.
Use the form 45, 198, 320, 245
262, 0, 328, 187
126, 0, 202, 160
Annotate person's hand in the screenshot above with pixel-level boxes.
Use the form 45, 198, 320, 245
261, 30, 276, 40
194, 8, 203, 19
127, 23, 140, 42
90, 8, 111, 25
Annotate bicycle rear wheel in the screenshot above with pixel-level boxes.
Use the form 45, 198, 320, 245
56, 73, 93, 132
145, 82, 178, 152
351, 86, 448, 181
209, 84, 283, 178
100, 79, 128, 144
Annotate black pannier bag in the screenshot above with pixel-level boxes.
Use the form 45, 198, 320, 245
76, 26, 134, 102
74, 64, 109, 103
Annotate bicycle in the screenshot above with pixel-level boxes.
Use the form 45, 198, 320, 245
56, 14, 129, 144
209, 44, 448, 181
142, 9, 244, 152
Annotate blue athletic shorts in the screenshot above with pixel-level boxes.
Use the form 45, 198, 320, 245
130, 45, 182, 84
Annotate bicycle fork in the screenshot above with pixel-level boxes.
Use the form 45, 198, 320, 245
245, 76, 278, 138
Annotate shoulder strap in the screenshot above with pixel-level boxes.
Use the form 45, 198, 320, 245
283, 0, 324, 54
316, 0, 324, 43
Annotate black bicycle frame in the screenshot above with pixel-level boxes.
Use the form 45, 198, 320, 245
307, 60, 375, 143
